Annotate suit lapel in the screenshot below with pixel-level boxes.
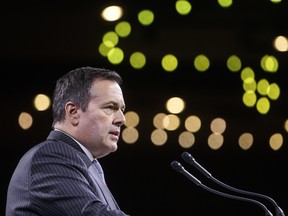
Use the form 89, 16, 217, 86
46, 130, 120, 210
88, 165, 119, 210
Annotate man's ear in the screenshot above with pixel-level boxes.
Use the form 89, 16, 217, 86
65, 102, 80, 126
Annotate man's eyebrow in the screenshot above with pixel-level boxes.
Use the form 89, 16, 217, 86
104, 101, 124, 107
111, 101, 126, 110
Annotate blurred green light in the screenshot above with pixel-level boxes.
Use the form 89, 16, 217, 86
175, 0, 192, 15
257, 79, 269, 96
107, 47, 124, 64
243, 90, 257, 107
162, 54, 178, 72
256, 97, 270, 114
130, 52, 146, 69
243, 77, 256, 91
102, 31, 119, 48
261, 55, 278, 73
270, 0, 281, 3
138, 10, 154, 26
115, 21, 131, 38
227, 55, 241, 72
241, 67, 254, 81
218, 0, 233, 8
194, 54, 210, 72
267, 83, 280, 100
98, 43, 112, 57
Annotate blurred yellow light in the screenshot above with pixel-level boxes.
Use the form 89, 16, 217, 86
34, 94, 51, 111
238, 133, 253, 150
151, 129, 168, 146
121, 127, 139, 144
185, 115, 201, 132
153, 113, 167, 129
208, 133, 224, 150
210, 117, 226, 134
166, 97, 185, 114
178, 131, 195, 148
163, 114, 180, 131
274, 36, 288, 52
18, 112, 33, 130
269, 133, 283, 151
124, 111, 140, 127
101, 6, 123, 21
284, 119, 288, 132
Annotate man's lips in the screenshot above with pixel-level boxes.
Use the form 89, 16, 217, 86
109, 131, 120, 137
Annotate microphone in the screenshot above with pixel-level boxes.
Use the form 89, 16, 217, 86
171, 160, 273, 216
181, 151, 285, 216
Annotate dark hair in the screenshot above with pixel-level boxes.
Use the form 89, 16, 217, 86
52, 66, 123, 127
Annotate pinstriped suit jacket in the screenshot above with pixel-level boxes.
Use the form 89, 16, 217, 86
6, 130, 129, 216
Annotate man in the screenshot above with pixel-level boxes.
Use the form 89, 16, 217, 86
6, 66, 129, 215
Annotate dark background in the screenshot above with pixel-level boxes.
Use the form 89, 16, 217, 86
1, 1, 287, 215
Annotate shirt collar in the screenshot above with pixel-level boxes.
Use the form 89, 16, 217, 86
54, 128, 94, 162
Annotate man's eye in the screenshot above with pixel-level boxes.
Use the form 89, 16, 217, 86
104, 106, 116, 114
109, 106, 117, 110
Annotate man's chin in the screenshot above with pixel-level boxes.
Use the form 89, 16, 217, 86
99, 145, 118, 158
109, 143, 118, 152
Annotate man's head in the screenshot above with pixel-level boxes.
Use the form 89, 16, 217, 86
52, 67, 126, 158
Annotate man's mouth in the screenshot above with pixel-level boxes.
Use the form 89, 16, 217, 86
109, 131, 120, 137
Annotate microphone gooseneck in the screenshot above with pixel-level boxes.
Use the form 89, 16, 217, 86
181, 151, 285, 216
171, 160, 273, 216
